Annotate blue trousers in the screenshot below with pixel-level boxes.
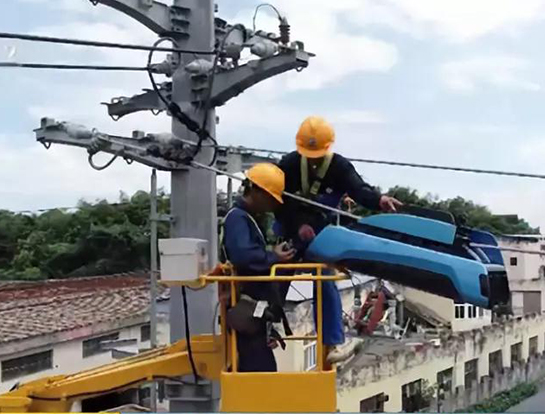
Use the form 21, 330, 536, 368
312, 273, 345, 346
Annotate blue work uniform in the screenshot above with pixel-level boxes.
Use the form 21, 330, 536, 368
275, 151, 382, 346
222, 199, 283, 372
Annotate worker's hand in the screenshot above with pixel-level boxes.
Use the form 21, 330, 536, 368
379, 195, 403, 213
267, 338, 279, 349
298, 224, 316, 242
274, 242, 296, 262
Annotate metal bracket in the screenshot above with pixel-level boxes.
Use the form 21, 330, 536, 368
151, 213, 173, 222
208, 49, 311, 107
105, 49, 312, 118
103, 84, 170, 120
216, 147, 279, 174
90, 0, 175, 35
35, 118, 190, 171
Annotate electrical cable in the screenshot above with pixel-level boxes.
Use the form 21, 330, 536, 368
220, 145, 545, 180
146, 38, 218, 166
252, 3, 283, 32
0, 62, 149, 71
0, 31, 216, 55
181, 286, 200, 384
191, 24, 246, 165
88, 153, 119, 171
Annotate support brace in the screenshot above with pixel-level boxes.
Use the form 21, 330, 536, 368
35, 118, 189, 171
106, 49, 311, 119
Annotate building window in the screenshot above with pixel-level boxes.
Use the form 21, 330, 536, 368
359, 393, 388, 413
455, 304, 465, 319
468, 306, 477, 318
511, 342, 522, 367
540, 266, 545, 279
82, 332, 120, 358
489, 350, 503, 377
479, 307, 484, 318
141, 324, 151, 342
530, 336, 539, 357
464, 359, 478, 389
303, 341, 317, 371
401, 379, 427, 412
1, 350, 53, 382
541, 245, 545, 251
437, 368, 453, 394
510, 257, 518, 266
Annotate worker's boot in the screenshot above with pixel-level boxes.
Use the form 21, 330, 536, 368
326, 339, 365, 365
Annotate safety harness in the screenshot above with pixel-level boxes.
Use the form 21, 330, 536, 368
300, 153, 334, 198
219, 207, 293, 348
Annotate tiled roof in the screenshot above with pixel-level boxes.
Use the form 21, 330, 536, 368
0, 273, 161, 344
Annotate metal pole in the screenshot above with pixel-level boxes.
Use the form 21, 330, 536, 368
168, 0, 219, 411
227, 177, 233, 208
149, 169, 158, 412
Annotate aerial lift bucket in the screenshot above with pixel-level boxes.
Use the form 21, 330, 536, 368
204, 263, 346, 413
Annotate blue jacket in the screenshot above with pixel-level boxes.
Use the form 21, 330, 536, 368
223, 199, 278, 276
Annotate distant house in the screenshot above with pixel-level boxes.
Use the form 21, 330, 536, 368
499, 234, 545, 316
0, 274, 169, 399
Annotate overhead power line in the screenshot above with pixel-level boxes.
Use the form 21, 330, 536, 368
0, 32, 216, 55
0, 62, 149, 71
227, 146, 545, 180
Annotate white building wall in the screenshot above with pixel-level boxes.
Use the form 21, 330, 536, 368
337, 314, 545, 412
0, 319, 170, 394
500, 236, 545, 315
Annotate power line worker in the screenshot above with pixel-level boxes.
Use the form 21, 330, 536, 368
221, 163, 296, 372
275, 116, 402, 363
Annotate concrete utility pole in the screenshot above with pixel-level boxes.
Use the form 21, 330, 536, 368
149, 168, 159, 412
35, 0, 312, 411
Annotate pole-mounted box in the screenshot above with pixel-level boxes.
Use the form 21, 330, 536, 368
158, 238, 209, 284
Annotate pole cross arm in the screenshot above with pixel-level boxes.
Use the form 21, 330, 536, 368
35, 118, 190, 171
104, 85, 170, 120
209, 48, 312, 107
216, 148, 279, 174
90, 0, 179, 36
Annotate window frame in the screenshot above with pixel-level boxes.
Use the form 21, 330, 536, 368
303, 341, 317, 371
1, 350, 53, 382
82, 332, 120, 358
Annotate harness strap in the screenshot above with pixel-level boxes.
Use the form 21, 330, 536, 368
219, 207, 293, 338
301, 153, 334, 197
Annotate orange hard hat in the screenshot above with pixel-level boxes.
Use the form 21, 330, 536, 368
245, 163, 285, 204
296, 116, 335, 158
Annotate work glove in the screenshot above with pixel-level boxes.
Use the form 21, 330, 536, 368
298, 224, 316, 242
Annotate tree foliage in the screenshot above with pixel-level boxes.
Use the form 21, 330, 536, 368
0, 186, 536, 281
354, 186, 539, 236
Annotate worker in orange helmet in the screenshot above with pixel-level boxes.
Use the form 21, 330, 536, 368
274, 116, 402, 363
221, 163, 296, 372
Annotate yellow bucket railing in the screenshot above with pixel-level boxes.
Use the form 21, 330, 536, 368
201, 263, 348, 373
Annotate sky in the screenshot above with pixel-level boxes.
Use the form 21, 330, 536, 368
1, 0, 545, 230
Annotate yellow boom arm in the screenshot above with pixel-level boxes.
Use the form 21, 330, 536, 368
0, 335, 223, 413
0, 263, 346, 413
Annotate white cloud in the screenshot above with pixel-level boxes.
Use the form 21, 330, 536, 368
229, 1, 398, 91
349, 0, 545, 42
440, 55, 541, 93
329, 110, 387, 125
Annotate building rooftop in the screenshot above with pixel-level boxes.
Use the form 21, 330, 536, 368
286, 273, 375, 302
0, 273, 158, 345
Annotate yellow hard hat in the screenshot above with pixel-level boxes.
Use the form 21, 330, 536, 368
245, 163, 285, 204
296, 116, 335, 158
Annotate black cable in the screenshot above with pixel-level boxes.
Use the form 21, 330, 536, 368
252, 3, 283, 32
0, 31, 216, 55
182, 286, 200, 384
0, 62, 149, 71
146, 38, 218, 166
192, 24, 246, 165
222, 145, 545, 180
